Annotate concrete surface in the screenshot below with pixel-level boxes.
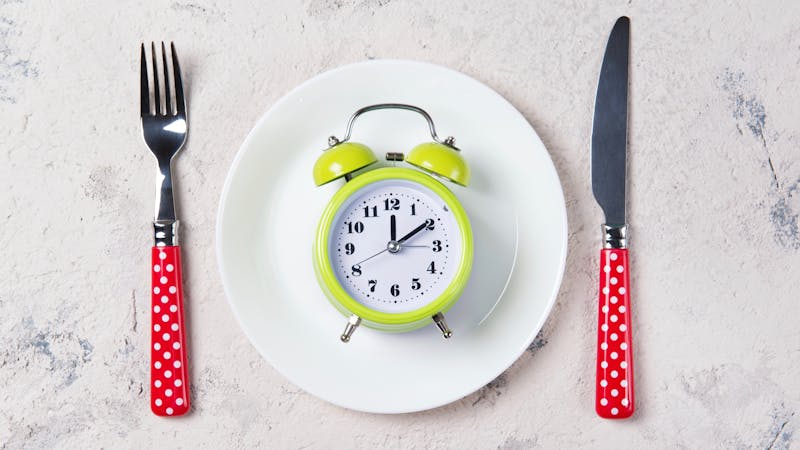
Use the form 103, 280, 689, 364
1, 0, 799, 448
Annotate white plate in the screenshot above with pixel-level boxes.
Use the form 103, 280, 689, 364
217, 60, 567, 413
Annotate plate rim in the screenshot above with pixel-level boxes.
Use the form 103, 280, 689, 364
216, 59, 569, 413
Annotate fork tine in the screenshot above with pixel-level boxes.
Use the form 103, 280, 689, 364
171, 42, 186, 115
140, 43, 150, 116
161, 42, 172, 115
151, 42, 160, 115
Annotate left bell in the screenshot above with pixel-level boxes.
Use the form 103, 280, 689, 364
313, 142, 378, 186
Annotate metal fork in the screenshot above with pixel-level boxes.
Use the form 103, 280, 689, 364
140, 42, 190, 417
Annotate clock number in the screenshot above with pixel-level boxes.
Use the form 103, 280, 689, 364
427, 261, 437, 274
432, 240, 442, 252
383, 198, 400, 211
363, 205, 378, 218
346, 221, 365, 234
390, 284, 400, 297
368, 279, 377, 292
411, 278, 421, 290
351, 264, 362, 276
410, 203, 417, 216
425, 218, 435, 230
344, 243, 355, 255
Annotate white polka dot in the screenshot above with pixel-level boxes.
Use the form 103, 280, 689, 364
622, 398, 629, 406
610, 352, 618, 359
611, 370, 619, 378
171, 323, 179, 331
610, 314, 618, 323
166, 407, 174, 415
161, 314, 169, 322
166, 264, 174, 272
600, 398, 608, 406
602, 305, 609, 313
611, 407, 619, 415
610, 296, 618, 304
617, 265, 624, 273
173, 361, 181, 369
169, 305, 177, 313
620, 324, 628, 332
160, 276, 168, 284
619, 287, 626, 295
154, 380, 162, 388
601, 361, 608, 369
600, 379, 608, 387
619, 305, 626, 313
161, 295, 169, 304
176, 398, 184, 406
162, 332, 170, 341
621, 361, 628, 369
611, 389, 619, 397
164, 370, 172, 378
154, 361, 162, 369
620, 342, 628, 350
154, 324, 161, 332
610, 253, 618, 261
153, 286, 160, 294
153, 305, 160, 313
174, 378, 182, 386
601, 324, 609, 332
159, 252, 167, 260
603, 265, 611, 273
602, 287, 610, 295
169, 286, 177, 294
172, 342, 180, 350
621, 380, 628, 387
154, 342, 161, 350
155, 398, 162, 406
600, 342, 608, 350
153, 265, 160, 272
165, 389, 173, 397
611, 277, 618, 285
610, 333, 618, 341
163, 351, 171, 360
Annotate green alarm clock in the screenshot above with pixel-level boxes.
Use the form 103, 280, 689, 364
312, 104, 474, 342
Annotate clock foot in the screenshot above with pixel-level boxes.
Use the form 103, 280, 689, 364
340, 314, 362, 343
432, 312, 452, 339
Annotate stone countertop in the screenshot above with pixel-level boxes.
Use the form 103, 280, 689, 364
1, 0, 798, 448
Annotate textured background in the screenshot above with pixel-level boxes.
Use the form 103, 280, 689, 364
1, 0, 799, 448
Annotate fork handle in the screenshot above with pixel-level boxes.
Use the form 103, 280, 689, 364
150, 246, 190, 416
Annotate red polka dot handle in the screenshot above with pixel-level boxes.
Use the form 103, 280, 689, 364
151, 246, 190, 416
596, 248, 634, 418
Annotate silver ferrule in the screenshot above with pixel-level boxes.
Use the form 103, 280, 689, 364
432, 312, 452, 339
340, 314, 361, 343
602, 224, 628, 249
154, 220, 179, 247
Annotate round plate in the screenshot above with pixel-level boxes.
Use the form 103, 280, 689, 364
217, 60, 567, 413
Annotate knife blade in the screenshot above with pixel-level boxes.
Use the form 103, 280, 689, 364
591, 16, 635, 419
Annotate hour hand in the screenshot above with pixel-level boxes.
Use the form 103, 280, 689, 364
397, 219, 433, 244
390, 214, 397, 241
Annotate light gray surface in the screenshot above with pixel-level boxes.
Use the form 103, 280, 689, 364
1, 0, 798, 448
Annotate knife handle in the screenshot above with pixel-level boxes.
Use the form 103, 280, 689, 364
595, 248, 634, 418
150, 246, 191, 416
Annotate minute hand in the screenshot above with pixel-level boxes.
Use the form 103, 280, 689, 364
397, 221, 430, 244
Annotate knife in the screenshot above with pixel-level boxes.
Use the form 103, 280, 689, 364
591, 16, 634, 419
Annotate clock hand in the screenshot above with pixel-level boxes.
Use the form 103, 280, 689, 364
353, 248, 389, 267
397, 219, 432, 244
402, 245, 430, 248
390, 214, 397, 242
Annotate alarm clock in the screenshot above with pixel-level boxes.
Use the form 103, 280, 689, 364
312, 104, 474, 342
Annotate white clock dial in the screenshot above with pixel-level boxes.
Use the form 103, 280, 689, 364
328, 179, 464, 314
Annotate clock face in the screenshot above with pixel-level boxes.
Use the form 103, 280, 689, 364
328, 178, 464, 314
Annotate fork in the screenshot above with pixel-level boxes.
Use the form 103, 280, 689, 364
140, 42, 190, 416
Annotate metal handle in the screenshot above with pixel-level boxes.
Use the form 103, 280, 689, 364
329, 103, 456, 148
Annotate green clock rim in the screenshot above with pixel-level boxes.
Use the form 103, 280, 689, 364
313, 167, 474, 326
